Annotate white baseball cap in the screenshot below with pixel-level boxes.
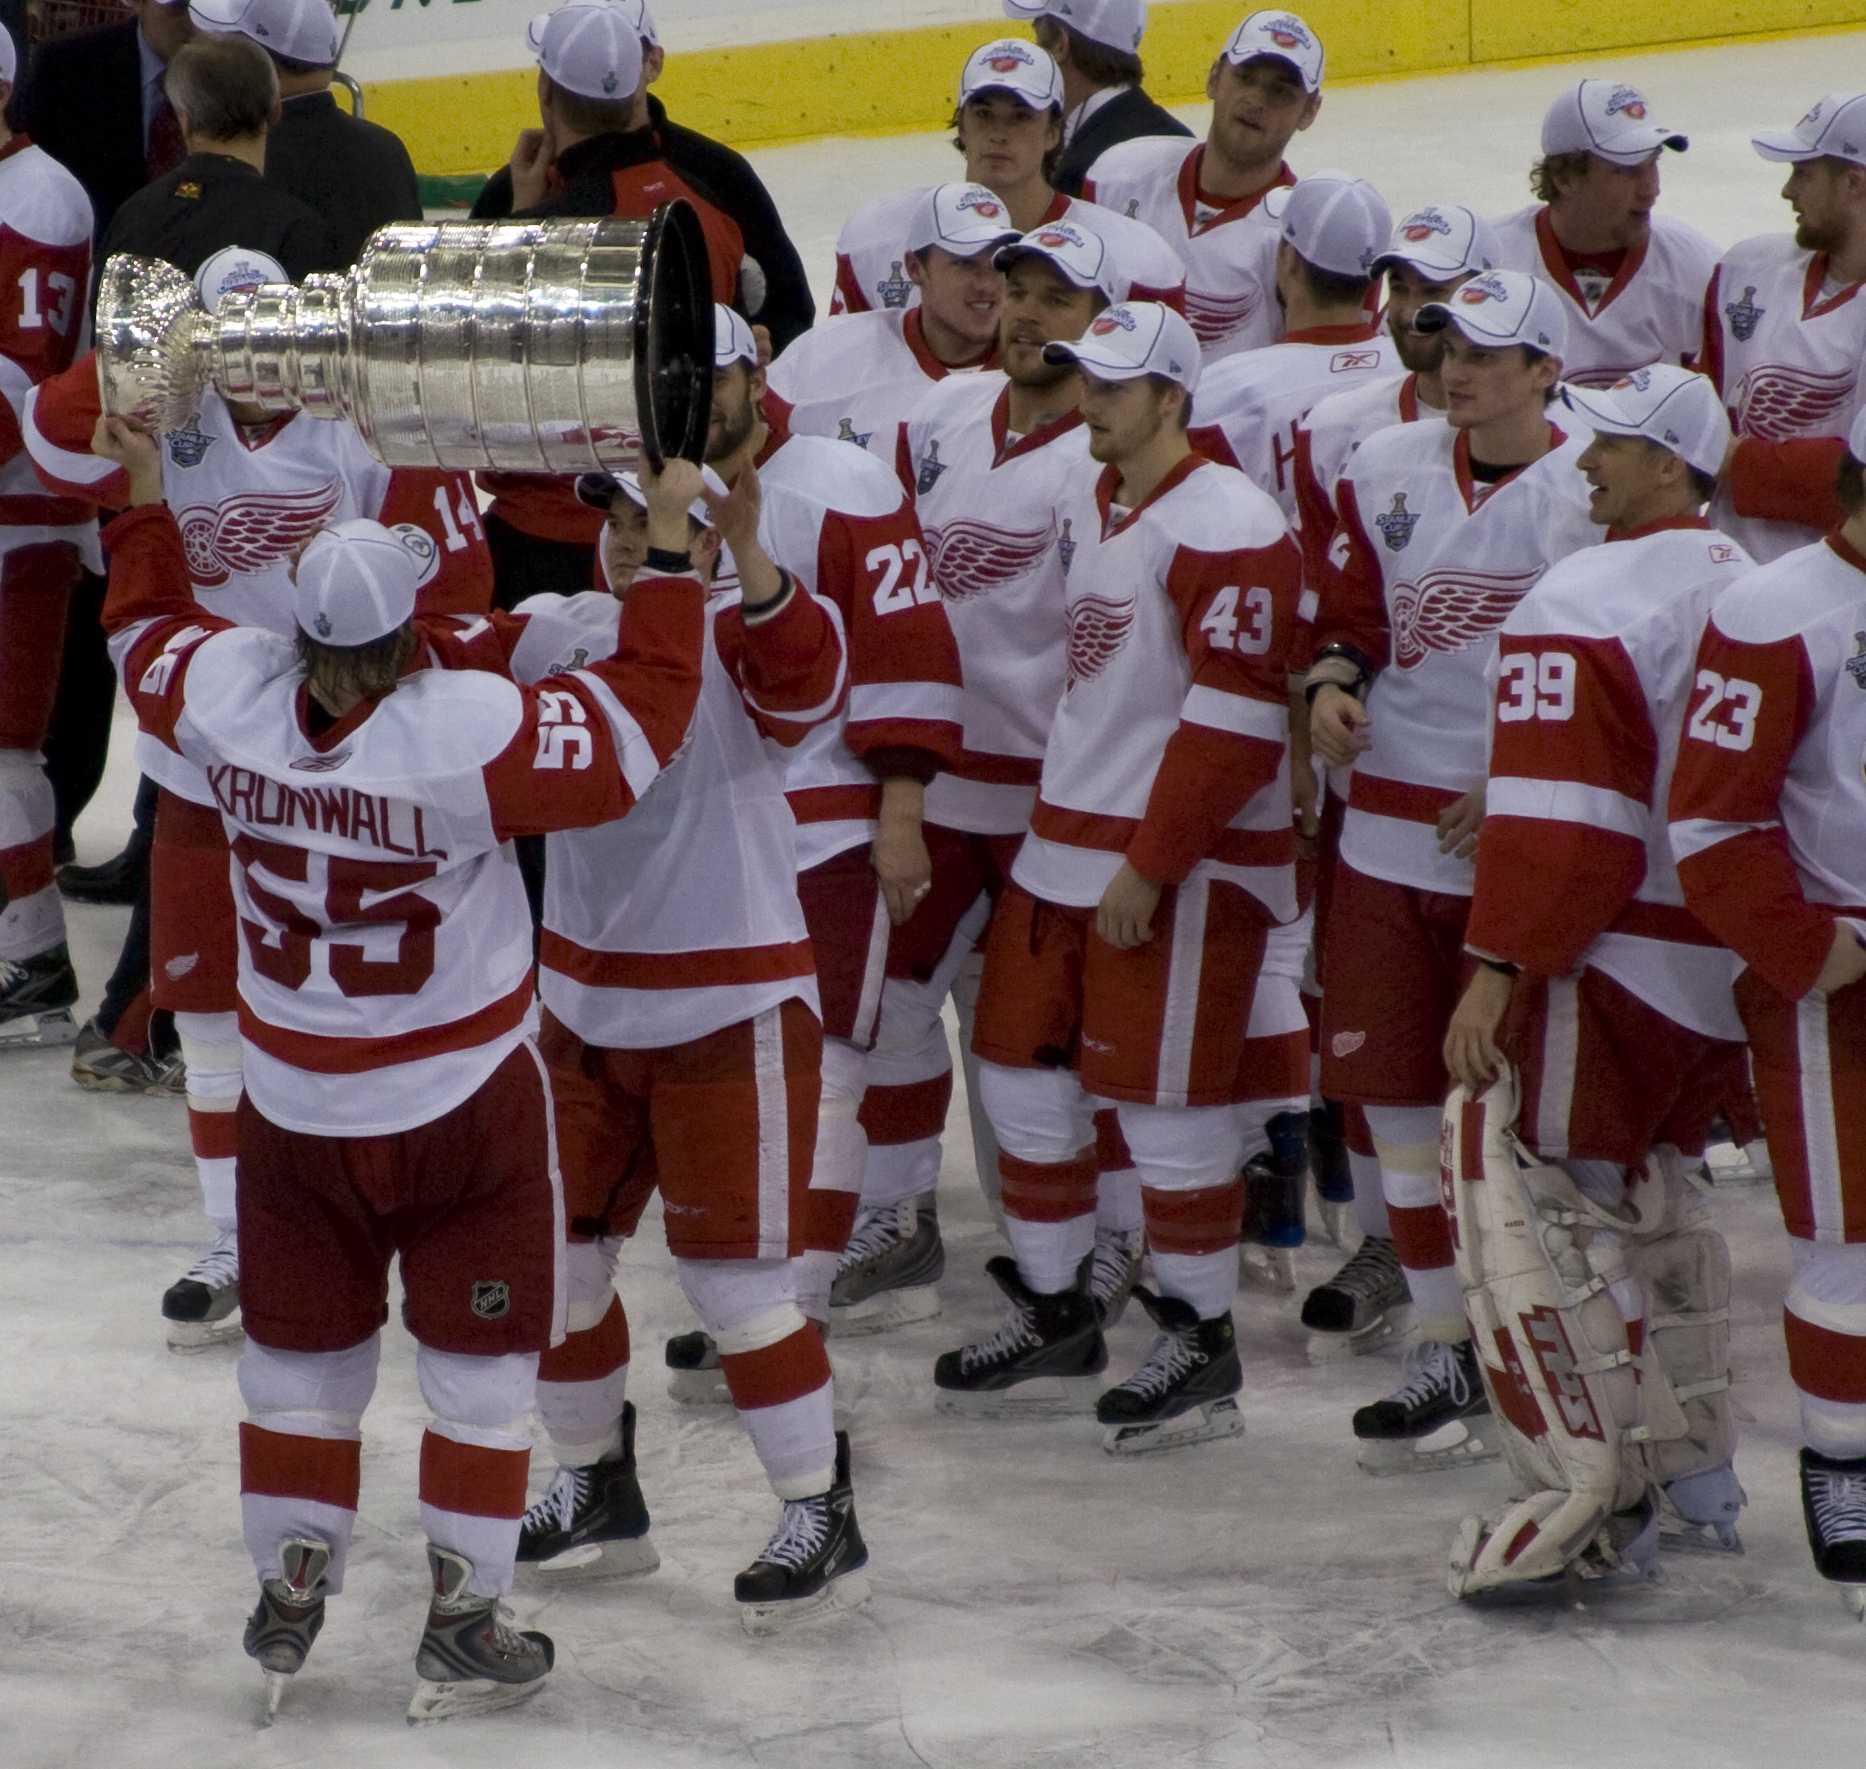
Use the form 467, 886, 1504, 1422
294, 519, 438, 648
612, 0, 659, 48
527, 0, 645, 102
575, 464, 722, 524
1266, 170, 1391, 278
1375, 205, 1501, 280
1752, 93, 1866, 168
1415, 269, 1569, 358
1001, 0, 1147, 54
1542, 80, 1686, 166
0, 30, 14, 83
714, 304, 758, 370
189, 0, 340, 67
994, 218, 1125, 301
1560, 365, 1731, 480
959, 38, 1065, 111
910, 182, 1023, 258
1221, 11, 1324, 95
1043, 300, 1201, 391
194, 245, 289, 313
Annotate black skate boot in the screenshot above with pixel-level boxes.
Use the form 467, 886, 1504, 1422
1097, 1288, 1246, 1455
407, 1544, 554, 1725
932, 1255, 1107, 1416
735, 1430, 870, 1634
0, 944, 79, 1050
1087, 1225, 1146, 1328
665, 1328, 730, 1406
70, 1016, 186, 1095
828, 1193, 945, 1336
1308, 1099, 1356, 1247
162, 1226, 241, 1350
1352, 1337, 1499, 1475
1238, 1113, 1309, 1293
517, 1401, 658, 1578
1800, 1447, 1866, 1618
244, 1538, 330, 1725
1300, 1234, 1412, 1362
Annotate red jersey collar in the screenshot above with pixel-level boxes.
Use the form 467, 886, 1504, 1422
1452, 421, 1564, 512
903, 307, 997, 379
1398, 373, 1421, 423
990, 383, 1085, 465
1825, 528, 1866, 576
1095, 450, 1204, 538
230, 410, 297, 452
1281, 319, 1382, 347
1534, 206, 1648, 317
1802, 252, 1866, 321
1607, 512, 1711, 542
1178, 148, 1295, 236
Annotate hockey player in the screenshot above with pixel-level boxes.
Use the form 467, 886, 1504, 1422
935, 301, 1305, 1453
93, 415, 706, 1722
1188, 168, 1395, 516
25, 247, 493, 1350
1081, 10, 1324, 360
0, 36, 95, 1053
1438, 365, 1753, 1593
1669, 404, 1866, 1616
1305, 269, 1597, 1473
837, 215, 1117, 1336
830, 39, 1183, 322
1491, 81, 1717, 389
767, 183, 1020, 461
1703, 93, 1866, 564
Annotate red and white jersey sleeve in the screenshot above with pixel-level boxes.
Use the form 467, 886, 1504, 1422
1082, 137, 1289, 361
1188, 324, 1399, 522
499, 581, 846, 1049
1316, 421, 1600, 896
1489, 206, 1717, 388
102, 503, 702, 1136
1468, 520, 1752, 1039
830, 185, 933, 316
1014, 455, 1301, 919
1669, 532, 1866, 1001
901, 371, 1092, 836
1703, 234, 1866, 562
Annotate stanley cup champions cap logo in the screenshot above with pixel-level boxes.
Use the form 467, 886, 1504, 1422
1459, 274, 1509, 304
1402, 208, 1452, 242
1605, 85, 1647, 119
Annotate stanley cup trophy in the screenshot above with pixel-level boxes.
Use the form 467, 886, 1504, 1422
93, 202, 715, 473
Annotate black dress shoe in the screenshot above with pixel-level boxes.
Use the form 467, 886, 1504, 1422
57, 846, 148, 905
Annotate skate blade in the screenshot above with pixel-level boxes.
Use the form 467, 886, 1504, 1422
1357, 1417, 1500, 1476
934, 1374, 1102, 1418
0, 1007, 78, 1050
666, 1368, 732, 1406
407, 1672, 548, 1725
1658, 1518, 1744, 1556
828, 1283, 941, 1338
1102, 1397, 1246, 1457
167, 1313, 244, 1351
1838, 1584, 1866, 1622
739, 1568, 871, 1637
1306, 1305, 1415, 1365
258, 1669, 290, 1727
527, 1533, 660, 1580
1237, 1246, 1296, 1294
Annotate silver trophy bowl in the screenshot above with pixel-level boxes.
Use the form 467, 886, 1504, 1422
95, 202, 714, 470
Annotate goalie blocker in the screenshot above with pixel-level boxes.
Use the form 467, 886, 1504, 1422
1442, 1069, 1741, 1599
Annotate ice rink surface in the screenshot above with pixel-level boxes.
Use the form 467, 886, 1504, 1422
8, 28, 1866, 1768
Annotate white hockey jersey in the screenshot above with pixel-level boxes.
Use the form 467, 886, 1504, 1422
1081, 138, 1291, 360
1316, 420, 1600, 896
900, 371, 1093, 836
1469, 518, 1752, 1040
1702, 235, 1866, 563
1014, 454, 1301, 920
500, 581, 845, 1049
1490, 206, 1718, 388
829, 186, 1187, 318
1188, 322, 1399, 520
104, 503, 704, 1137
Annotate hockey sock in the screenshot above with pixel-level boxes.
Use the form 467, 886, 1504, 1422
1786, 1239, 1866, 1460
1093, 1107, 1143, 1231
0, 751, 64, 965
537, 1293, 629, 1467
1342, 1104, 1393, 1238
174, 1010, 242, 1231
415, 1346, 538, 1598
1366, 1104, 1465, 1341
1123, 1102, 1248, 1316
1000, 1151, 1098, 1292
856, 1067, 952, 1209
949, 949, 1006, 1220
795, 1036, 868, 1320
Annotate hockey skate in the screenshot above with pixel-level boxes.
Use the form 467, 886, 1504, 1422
1658, 1464, 1747, 1555
1236, 1115, 1308, 1294
736, 1431, 870, 1635
69, 1017, 186, 1096
162, 1227, 241, 1350
1353, 1338, 1499, 1474
1308, 1101, 1356, 1248
244, 1538, 329, 1726
1087, 1224, 1146, 1328
1097, 1290, 1245, 1456
828, 1194, 944, 1336
1800, 1448, 1866, 1619
1300, 1234, 1413, 1363
932, 1256, 1106, 1416
0, 945, 79, 1050
1449, 1491, 1662, 1603
517, 1402, 658, 1578
408, 1544, 554, 1724
665, 1328, 731, 1405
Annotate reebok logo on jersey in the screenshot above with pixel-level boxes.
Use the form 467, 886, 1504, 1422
288, 750, 351, 772
470, 1280, 511, 1320
1332, 349, 1381, 372
165, 423, 214, 468
1374, 493, 1420, 552
876, 261, 912, 308
1847, 632, 1866, 689
1724, 285, 1764, 343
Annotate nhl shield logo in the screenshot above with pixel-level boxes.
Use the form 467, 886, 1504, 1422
1374, 493, 1421, 552
916, 440, 949, 495
1058, 517, 1076, 577
1725, 285, 1764, 343
1847, 632, 1866, 689
836, 417, 873, 449
470, 1280, 511, 1320
165, 423, 214, 468
876, 260, 912, 309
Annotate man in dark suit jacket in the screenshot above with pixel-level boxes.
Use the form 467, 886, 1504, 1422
14, 0, 197, 242
1004, 0, 1191, 198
